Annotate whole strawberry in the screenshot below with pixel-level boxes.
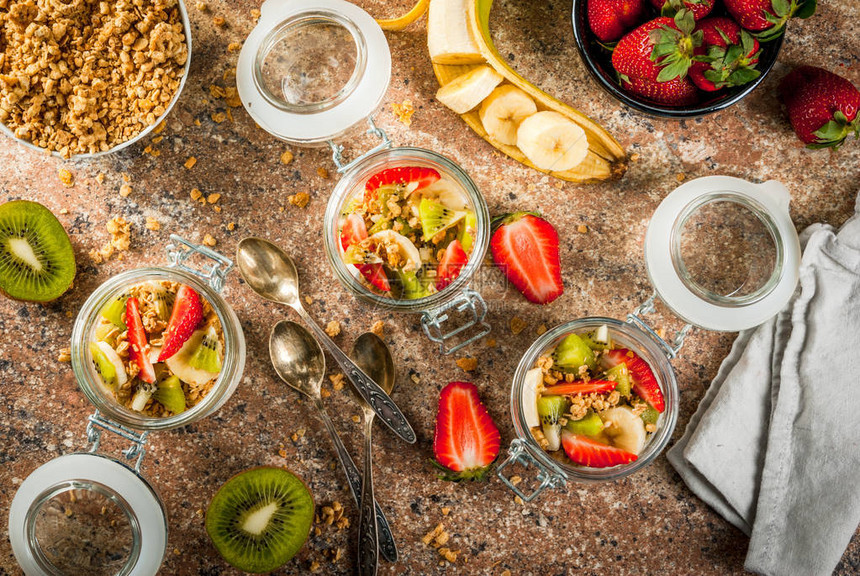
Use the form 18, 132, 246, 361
611, 13, 702, 106
723, 0, 816, 40
779, 66, 860, 149
690, 17, 761, 92
649, 0, 714, 20
587, 0, 648, 42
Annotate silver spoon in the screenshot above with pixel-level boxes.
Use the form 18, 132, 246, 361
349, 333, 396, 576
269, 321, 398, 563
237, 237, 416, 445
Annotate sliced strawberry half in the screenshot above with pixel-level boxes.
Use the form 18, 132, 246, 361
603, 349, 665, 412
157, 285, 203, 362
125, 297, 156, 384
340, 214, 391, 292
365, 166, 441, 194
435, 239, 469, 290
433, 382, 501, 481
562, 430, 638, 468
490, 212, 563, 305
543, 380, 617, 396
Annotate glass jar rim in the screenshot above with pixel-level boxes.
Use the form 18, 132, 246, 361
509, 317, 679, 483
323, 146, 491, 313
70, 267, 246, 431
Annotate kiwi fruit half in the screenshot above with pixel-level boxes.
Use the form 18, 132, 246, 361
0, 200, 75, 302
206, 467, 314, 573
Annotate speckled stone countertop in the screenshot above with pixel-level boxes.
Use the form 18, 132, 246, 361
1, 0, 859, 574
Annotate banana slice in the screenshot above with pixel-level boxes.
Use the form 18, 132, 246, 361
600, 406, 647, 455
369, 230, 422, 272
423, 178, 469, 210
436, 65, 503, 114
165, 328, 223, 387
522, 367, 543, 429
516, 110, 590, 172
428, 0, 484, 64
479, 85, 537, 146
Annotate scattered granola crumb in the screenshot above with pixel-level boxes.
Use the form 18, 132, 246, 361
502, 570, 512, 576
58, 169, 74, 187
227, 222, 235, 231
676, 172, 686, 182
455, 357, 477, 372
213, 205, 222, 213
325, 321, 341, 338
553, 180, 564, 189
320, 387, 331, 399
251, 8, 261, 20
184, 157, 197, 169
122, 173, 131, 183
207, 193, 221, 204
57, 348, 71, 362
317, 167, 330, 179
441, 507, 451, 516
422, 523, 445, 546
486, 338, 497, 347
351, 415, 360, 423
90, 217, 132, 263
145, 217, 160, 231
59, 208, 69, 215
190, 188, 203, 201
309, 560, 320, 572
280, 150, 294, 164
510, 316, 527, 335
391, 99, 415, 126
212, 16, 226, 27
195, 1, 207, 10
370, 320, 384, 337
151, 136, 163, 144
438, 547, 459, 563
203, 234, 217, 247
536, 324, 547, 335
510, 475, 522, 486
577, 224, 589, 234
211, 111, 227, 123
410, 373, 420, 384
304, 295, 314, 305
329, 373, 345, 392
288, 192, 310, 208
514, 495, 525, 506
630, 153, 641, 162
153, 121, 167, 135
227, 42, 242, 52
119, 184, 133, 197
96, 173, 106, 185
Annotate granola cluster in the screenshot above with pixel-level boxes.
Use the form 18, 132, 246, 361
0, 0, 188, 157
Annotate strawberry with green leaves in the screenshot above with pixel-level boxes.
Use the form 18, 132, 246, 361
611, 13, 702, 106
779, 66, 860, 149
433, 382, 501, 481
690, 17, 761, 92
723, 0, 816, 41
649, 0, 714, 21
587, 0, 648, 42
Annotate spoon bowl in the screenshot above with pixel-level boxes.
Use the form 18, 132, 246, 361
350, 333, 396, 399
269, 320, 325, 397
237, 237, 301, 306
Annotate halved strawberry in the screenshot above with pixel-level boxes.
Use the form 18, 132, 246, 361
340, 214, 391, 292
603, 349, 665, 412
435, 239, 468, 290
125, 297, 156, 384
365, 166, 441, 194
490, 212, 563, 305
157, 285, 203, 362
433, 382, 501, 481
543, 380, 617, 396
561, 430, 638, 468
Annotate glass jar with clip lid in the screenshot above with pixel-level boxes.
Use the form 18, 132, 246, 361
495, 176, 802, 500
9, 235, 247, 575
237, 0, 492, 354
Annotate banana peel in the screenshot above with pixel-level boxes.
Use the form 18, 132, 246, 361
431, 0, 627, 183
376, 0, 430, 31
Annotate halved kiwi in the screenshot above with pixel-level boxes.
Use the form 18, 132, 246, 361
206, 467, 314, 574
0, 200, 76, 302
419, 197, 466, 241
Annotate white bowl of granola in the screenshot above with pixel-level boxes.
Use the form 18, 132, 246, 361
0, 0, 192, 159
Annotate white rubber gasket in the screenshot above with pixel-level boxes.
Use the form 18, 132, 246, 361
645, 176, 801, 332
9, 453, 167, 576
236, 0, 391, 145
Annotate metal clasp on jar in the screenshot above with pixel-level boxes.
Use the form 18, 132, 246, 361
496, 439, 565, 502
626, 292, 692, 359
328, 116, 393, 173
165, 234, 234, 293
420, 288, 492, 355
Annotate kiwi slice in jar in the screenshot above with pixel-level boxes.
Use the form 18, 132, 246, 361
206, 467, 314, 573
0, 200, 75, 302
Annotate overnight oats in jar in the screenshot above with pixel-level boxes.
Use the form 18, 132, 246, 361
323, 147, 492, 352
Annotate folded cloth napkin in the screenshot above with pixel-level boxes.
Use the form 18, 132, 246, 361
667, 192, 860, 576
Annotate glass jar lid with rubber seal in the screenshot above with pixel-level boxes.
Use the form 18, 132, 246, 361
9, 235, 247, 575
495, 176, 802, 501
238, 0, 492, 353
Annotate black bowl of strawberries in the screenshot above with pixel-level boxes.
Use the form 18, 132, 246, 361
572, 0, 815, 117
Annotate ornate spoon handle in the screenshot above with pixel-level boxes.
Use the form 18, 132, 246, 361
357, 418, 379, 576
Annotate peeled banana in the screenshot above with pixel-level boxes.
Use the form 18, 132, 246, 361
435, 65, 503, 114
479, 85, 537, 146
428, 0, 484, 64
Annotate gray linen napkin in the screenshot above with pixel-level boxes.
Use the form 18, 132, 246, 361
667, 194, 860, 576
